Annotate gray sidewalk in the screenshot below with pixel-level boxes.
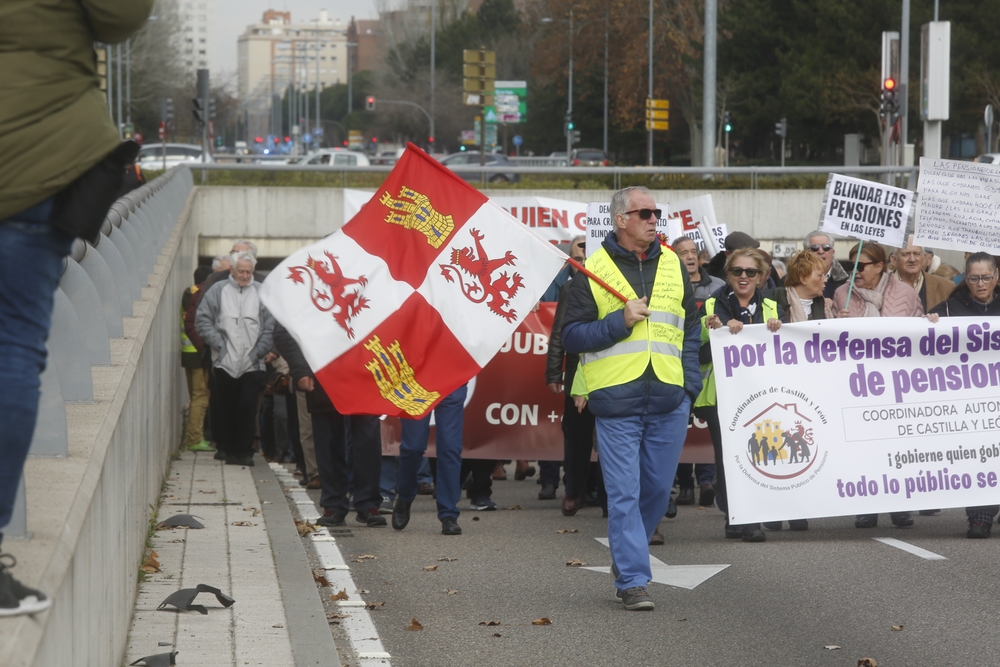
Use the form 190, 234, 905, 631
124, 451, 360, 667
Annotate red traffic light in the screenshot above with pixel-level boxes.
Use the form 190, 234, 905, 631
342, 140, 348, 146
254, 136, 263, 143
273, 137, 279, 144
883, 77, 897, 91
428, 136, 434, 143
371, 137, 377, 143
285, 136, 291, 142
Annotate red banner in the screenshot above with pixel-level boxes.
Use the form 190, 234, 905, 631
381, 303, 716, 463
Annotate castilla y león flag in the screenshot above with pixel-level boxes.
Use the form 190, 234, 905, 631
260, 143, 568, 418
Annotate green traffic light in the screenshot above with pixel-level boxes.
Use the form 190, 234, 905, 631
568, 122, 574, 130
724, 124, 732, 132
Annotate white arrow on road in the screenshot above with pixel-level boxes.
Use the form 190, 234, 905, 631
582, 538, 730, 590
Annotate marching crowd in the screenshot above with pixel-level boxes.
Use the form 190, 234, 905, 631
169, 185, 999, 614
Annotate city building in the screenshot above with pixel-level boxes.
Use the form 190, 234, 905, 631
178, 0, 217, 75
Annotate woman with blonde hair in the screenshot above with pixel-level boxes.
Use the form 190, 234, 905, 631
768, 250, 836, 322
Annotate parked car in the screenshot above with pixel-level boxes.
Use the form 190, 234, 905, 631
292, 149, 371, 167
975, 154, 1000, 164
136, 143, 213, 169
549, 151, 568, 167
439, 152, 520, 183
570, 148, 609, 166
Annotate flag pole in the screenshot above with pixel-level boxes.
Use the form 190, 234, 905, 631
567, 257, 630, 304
844, 239, 863, 311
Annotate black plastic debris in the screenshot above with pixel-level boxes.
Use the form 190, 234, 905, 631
130, 651, 178, 666
157, 584, 235, 614
157, 514, 205, 529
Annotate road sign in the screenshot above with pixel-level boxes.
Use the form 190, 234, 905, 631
463, 49, 495, 65
484, 108, 498, 123
464, 78, 495, 93
645, 120, 669, 131
494, 80, 527, 123
158, 122, 165, 140
303, 133, 312, 144
463, 63, 496, 78
465, 93, 494, 106
512, 135, 523, 147
313, 127, 324, 136
461, 130, 477, 145
646, 109, 669, 120
646, 98, 670, 109
348, 129, 363, 150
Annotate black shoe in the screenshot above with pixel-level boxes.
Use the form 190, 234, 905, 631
724, 522, 742, 539
890, 512, 914, 527
649, 526, 665, 545
763, 521, 783, 530
0, 554, 52, 617
581, 491, 600, 507
225, 454, 254, 466
968, 518, 992, 539
316, 509, 347, 527
441, 517, 462, 535
855, 514, 878, 528
665, 496, 677, 518
538, 484, 557, 500
919, 509, 941, 516
392, 500, 412, 531
742, 525, 766, 543
356, 508, 387, 527
698, 483, 716, 507
213, 449, 226, 461
675, 487, 695, 505
788, 519, 809, 531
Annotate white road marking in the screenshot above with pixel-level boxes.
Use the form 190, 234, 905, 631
873, 537, 947, 560
584, 537, 730, 590
271, 463, 392, 667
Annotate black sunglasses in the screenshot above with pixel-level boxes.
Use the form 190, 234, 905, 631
574, 241, 586, 249
623, 208, 662, 220
809, 244, 833, 252
729, 267, 761, 278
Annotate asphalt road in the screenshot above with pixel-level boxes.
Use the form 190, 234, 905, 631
311, 468, 999, 667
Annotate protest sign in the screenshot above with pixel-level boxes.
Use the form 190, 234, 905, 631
665, 195, 727, 255
820, 174, 912, 247
915, 157, 1000, 253
712, 317, 1000, 524
382, 303, 716, 462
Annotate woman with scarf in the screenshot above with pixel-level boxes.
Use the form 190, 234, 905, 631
701, 248, 783, 542
834, 242, 925, 529
930, 252, 1000, 538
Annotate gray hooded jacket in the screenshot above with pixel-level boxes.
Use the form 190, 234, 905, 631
195, 276, 274, 378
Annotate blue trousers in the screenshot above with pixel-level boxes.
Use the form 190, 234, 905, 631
397, 384, 467, 520
0, 200, 73, 544
596, 397, 691, 592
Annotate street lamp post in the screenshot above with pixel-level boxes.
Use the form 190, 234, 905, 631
347, 42, 357, 114
566, 8, 574, 160
647, 0, 653, 166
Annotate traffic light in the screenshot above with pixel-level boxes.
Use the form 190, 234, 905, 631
571, 129, 581, 144
161, 98, 174, 123
95, 48, 108, 92
365, 96, 375, 111
881, 78, 898, 119
724, 110, 733, 133
192, 98, 205, 124
775, 117, 787, 138
564, 118, 574, 135
208, 98, 217, 120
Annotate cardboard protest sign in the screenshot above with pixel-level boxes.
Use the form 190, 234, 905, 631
820, 174, 912, 247
665, 195, 726, 256
712, 317, 1000, 525
915, 157, 1000, 253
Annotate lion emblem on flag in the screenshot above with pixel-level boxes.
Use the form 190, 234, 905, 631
439, 228, 523, 322
287, 252, 370, 338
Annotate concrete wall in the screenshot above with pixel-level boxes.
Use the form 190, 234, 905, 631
1, 171, 198, 667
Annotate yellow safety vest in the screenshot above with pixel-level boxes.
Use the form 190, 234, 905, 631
181, 285, 199, 354
580, 246, 687, 393
694, 295, 778, 408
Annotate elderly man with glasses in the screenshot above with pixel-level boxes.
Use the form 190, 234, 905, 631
562, 186, 702, 611
803, 230, 848, 298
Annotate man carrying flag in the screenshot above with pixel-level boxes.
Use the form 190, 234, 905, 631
562, 186, 702, 611
260, 144, 568, 531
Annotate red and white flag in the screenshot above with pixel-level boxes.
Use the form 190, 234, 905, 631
260, 144, 568, 418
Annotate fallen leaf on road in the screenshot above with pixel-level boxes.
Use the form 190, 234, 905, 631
677, 618, 687, 622
857, 660, 878, 667
824, 646, 841, 651
472, 516, 480, 521
437, 557, 458, 562
327, 613, 348, 620
230, 521, 255, 526
407, 618, 423, 631
891, 625, 903, 631
272, 624, 283, 628
243, 507, 261, 517
423, 565, 438, 571
444, 589, 460, 595
365, 601, 385, 610
331, 589, 349, 601
532, 618, 552, 625
566, 558, 586, 567
557, 529, 579, 534
198, 490, 216, 494
313, 572, 330, 587
506, 504, 523, 510
492, 633, 502, 638
479, 621, 501, 626
295, 520, 318, 536
355, 554, 378, 561
141, 551, 160, 574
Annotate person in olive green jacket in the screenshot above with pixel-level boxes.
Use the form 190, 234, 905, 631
0, 0, 152, 618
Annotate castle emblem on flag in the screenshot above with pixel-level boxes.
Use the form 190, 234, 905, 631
364, 335, 440, 416
287, 252, 370, 339
379, 186, 455, 248
440, 228, 523, 322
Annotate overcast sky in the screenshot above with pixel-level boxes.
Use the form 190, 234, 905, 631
215, 0, 382, 74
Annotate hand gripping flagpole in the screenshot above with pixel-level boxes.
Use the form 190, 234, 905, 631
566, 257, 630, 304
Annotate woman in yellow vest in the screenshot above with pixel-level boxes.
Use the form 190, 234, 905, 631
699, 248, 783, 542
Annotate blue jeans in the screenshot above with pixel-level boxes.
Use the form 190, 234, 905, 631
596, 397, 691, 592
381, 457, 433, 501
397, 385, 467, 521
0, 200, 74, 544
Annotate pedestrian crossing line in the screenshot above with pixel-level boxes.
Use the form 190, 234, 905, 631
873, 537, 948, 560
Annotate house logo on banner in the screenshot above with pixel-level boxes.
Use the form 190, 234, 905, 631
729, 382, 830, 492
